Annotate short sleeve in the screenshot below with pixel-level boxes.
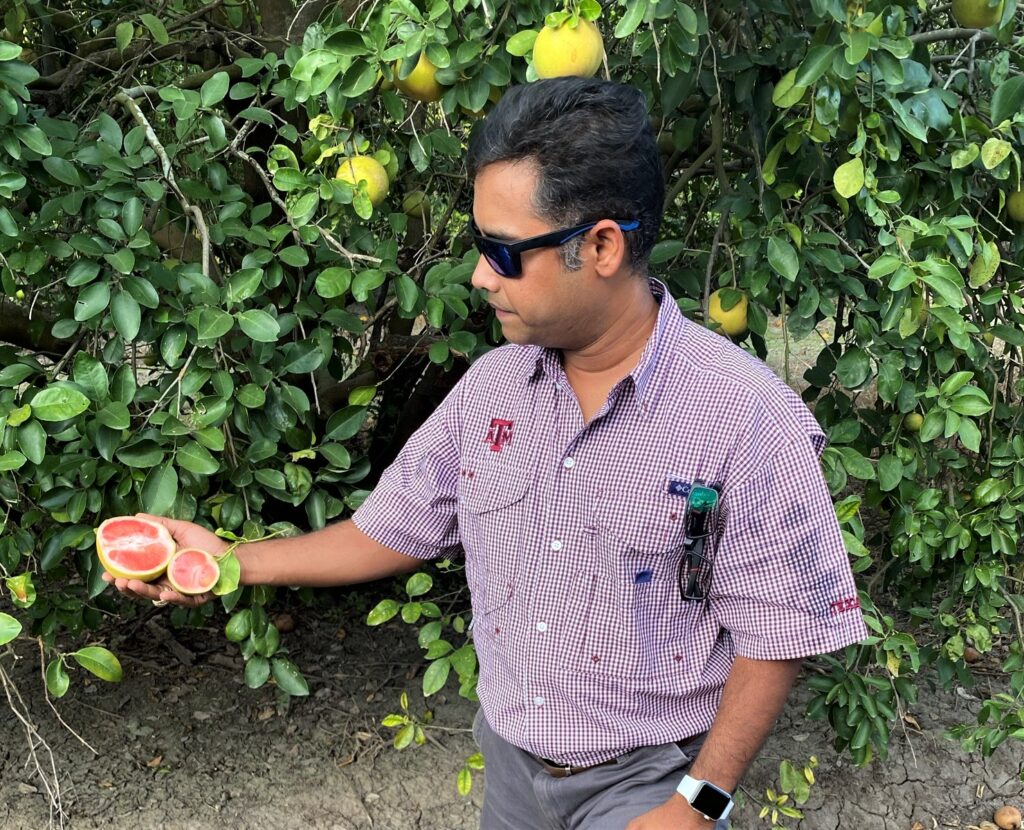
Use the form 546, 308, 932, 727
351, 384, 463, 561
708, 433, 868, 660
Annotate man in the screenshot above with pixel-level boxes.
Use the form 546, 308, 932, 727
106, 78, 867, 829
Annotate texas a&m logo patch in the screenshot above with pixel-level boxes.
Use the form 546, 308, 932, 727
485, 418, 513, 452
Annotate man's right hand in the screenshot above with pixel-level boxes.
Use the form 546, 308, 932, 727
102, 513, 231, 608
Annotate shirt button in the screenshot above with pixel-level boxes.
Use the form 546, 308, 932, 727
563, 457, 575, 469
550, 540, 563, 552
536, 622, 548, 632
533, 696, 545, 706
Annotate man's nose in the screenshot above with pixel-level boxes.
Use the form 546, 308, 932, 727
471, 255, 502, 294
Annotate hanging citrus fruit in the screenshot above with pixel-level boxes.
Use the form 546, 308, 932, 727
335, 155, 390, 207
393, 51, 445, 103
533, 18, 604, 79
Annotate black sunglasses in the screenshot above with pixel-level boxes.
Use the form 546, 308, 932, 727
470, 218, 640, 278
677, 484, 720, 602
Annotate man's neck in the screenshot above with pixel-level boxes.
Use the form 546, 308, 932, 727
561, 280, 660, 384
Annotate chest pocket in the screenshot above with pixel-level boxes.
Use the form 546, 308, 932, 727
575, 488, 710, 687
458, 458, 535, 614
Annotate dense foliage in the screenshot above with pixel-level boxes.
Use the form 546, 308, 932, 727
1, 0, 1023, 785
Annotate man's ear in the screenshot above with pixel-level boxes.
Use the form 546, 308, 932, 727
589, 220, 630, 278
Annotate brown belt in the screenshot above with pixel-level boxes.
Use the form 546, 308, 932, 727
536, 736, 702, 779
536, 756, 618, 778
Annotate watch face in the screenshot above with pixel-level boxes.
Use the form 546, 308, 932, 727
691, 783, 731, 819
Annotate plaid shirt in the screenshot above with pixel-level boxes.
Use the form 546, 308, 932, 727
353, 280, 867, 766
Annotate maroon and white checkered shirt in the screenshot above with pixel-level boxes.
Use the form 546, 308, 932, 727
354, 280, 867, 766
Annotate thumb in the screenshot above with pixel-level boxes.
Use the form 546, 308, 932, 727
134, 512, 197, 538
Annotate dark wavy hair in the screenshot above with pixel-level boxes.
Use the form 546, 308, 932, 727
467, 77, 663, 274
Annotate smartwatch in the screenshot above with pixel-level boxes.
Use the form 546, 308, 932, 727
676, 774, 734, 822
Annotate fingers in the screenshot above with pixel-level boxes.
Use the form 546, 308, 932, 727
103, 573, 209, 608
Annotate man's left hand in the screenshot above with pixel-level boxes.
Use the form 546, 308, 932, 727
625, 794, 716, 829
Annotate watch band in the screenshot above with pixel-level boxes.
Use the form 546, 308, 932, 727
676, 773, 735, 822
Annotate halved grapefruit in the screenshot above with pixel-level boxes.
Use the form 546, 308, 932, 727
96, 516, 176, 582
166, 548, 220, 595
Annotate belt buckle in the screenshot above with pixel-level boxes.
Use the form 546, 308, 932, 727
558, 763, 574, 777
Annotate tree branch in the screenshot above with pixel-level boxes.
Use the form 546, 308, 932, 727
909, 28, 996, 44
114, 91, 212, 279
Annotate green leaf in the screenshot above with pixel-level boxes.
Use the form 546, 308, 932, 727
422, 657, 450, 696
939, 371, 974, 396
200, 71, 231, 107
115, 21, 133, 53
457, 767, 472, 796
0, 41, 23, 61
834, 157, 864, 198
406, 572, 433, 598
0, 612, 22, 645
981, 138, 1012, 170
877, 454, 903, 492
244, 655, 270, 688
213, 552, 241, 596
236, 309, 280, 342
17, 420, 46, 465
43, 157, 82, 185
835, 347, 871, 388
31, 385, 90, 421
73, 352, 108, 401
271, 657, 309, 696
139, 13, 170, 45
188, 307, 234, 340
13, 124, 52, 155
795, 45, 838, 86
395, 274, 419, 312
74, 282, 111, 321
110, 292, 141, 341
116, 440, 163, 467
958, 418, 982, 453
366, 599, 400, 626
772, 69, 807, 108
97, 402, 130, 430
106, 248, 135, 274
991, 76, 1024, 126
72, 646, 123, 682
141, 463, 178, 515
176, 441, 220, 475
614, 0, 647, 38
315, 267, 352, 299
767, 236, 799, 280
969, 239, 1000, 288
506, 30, 539, 57
951, 144, 979, 169
0, 451, 27, 472
868, 255, 901, 280
45, 660, 70, 698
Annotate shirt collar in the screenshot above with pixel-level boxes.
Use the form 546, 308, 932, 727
523, 277, 682, 415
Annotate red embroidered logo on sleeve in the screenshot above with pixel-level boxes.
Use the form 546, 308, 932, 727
829, 596, 860, 615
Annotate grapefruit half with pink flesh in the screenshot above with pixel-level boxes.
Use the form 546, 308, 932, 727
96, 516, 176, 581
166, 548, 220, 595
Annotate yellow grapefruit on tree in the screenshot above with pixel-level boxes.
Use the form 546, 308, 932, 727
951, 0, 1004, 28
1007, 190, 1024, 222
335, 156, 389, 207
393, 52, 444, 103
533, 18, 604, 79
708, 289, 749, 337
904, 412, 924, 432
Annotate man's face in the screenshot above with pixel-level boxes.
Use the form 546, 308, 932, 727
470, 160, 596, 349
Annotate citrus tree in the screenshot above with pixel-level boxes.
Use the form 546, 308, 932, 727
1, 0, 1024, 804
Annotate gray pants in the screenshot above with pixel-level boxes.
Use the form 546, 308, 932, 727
473, 709, 730, 830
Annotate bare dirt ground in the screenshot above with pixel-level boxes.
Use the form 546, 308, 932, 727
1, 596, 1022, 830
